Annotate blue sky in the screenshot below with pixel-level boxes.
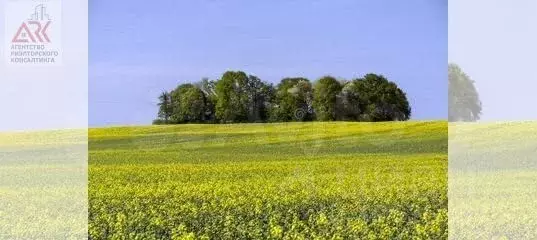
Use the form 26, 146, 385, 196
90, 0, 447, 126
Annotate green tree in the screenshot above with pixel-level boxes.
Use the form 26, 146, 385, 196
258, 83, 275, 122
448, 63, 481, 122
336, 81, 362, 121
245, 75, 274, 122
313, 76, 342, 121
352, 74, 411, 121
156, 91, 173, 123
270, 78, 314, 122
170, 84, 206, 123
179, 87, 206, 123
215, 71, 249, 123
196, 78, 217, 122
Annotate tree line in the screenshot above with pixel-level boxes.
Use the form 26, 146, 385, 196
154, 71, 411, 124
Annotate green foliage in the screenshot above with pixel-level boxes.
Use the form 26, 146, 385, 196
182, 87, 206, 123
270, 78, 314, 122
89, 121, 448, 239
336, 82, 362, 121
313, 76, 342, 121
351, 74, 411, 121
196, 78, 217, 122
448, 63, 481, 122
151, 119, 167, 125
245, 75, 274, 122
170, 84, 206, 123
215, 71, 250, 123
157, 91, 173, 123
154, 71, 411, 124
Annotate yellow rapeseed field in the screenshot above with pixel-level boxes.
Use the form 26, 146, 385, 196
449, 122, 537, 239
89, 121, 447, 239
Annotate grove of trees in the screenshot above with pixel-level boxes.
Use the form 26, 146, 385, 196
154, 71, 411, 124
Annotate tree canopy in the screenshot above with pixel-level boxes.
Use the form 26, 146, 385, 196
169, 84, 206, 123
271, 78, 313, 122
154, 71, 412, 124
448, 63, 481, 122
313, 76, 342, 121
350, 74, 411, 121
215, 71, 250, 123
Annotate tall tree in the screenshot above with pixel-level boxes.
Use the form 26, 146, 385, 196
170, 84, 206, 123
352, 74, 411, 121
215, 71, 249, 123
245, 75, 273, 122
448, 63, 481, 122
336, 81, 361, 121
313, 76, 342, 121
196, 78, 217, 122
157, 91, 173, 123
179, 87, 206, 123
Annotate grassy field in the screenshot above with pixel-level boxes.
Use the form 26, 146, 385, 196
89, 121, 447, 239
449, 122, 537, 239
0, 130, 87, 239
